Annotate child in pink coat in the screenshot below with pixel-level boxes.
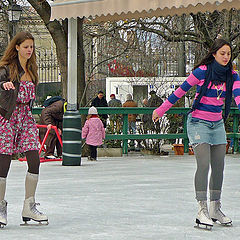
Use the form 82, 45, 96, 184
82, 106, 105, 161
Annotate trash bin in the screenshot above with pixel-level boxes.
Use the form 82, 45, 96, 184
62, 110, 81, 166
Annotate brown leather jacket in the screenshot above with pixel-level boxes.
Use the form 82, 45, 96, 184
0, 63, 27, 120
39, 100, 64, 131
123, 100, 138, 122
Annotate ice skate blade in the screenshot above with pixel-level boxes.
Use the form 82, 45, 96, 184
194, 219, 213, 231
212, 218, 233, 227
0, 223, 6, 229
222, 223, 233, 227
216, 222, 233, 227
194, 224, 212, 231
220, 223, 232, 227
20, 220, 49, 226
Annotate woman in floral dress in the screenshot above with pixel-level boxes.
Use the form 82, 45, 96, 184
0, 32, 48, 227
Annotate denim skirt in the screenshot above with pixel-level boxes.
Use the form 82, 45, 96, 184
187, 114, 227, 145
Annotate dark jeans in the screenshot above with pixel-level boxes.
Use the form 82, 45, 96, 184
89, 145, 97, 160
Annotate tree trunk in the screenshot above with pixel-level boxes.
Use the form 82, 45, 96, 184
27, 0, 69, 100
177, 15, 186, 77
178, 41, 186, 77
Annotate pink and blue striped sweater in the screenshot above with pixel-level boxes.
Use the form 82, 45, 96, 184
155, 65, 240, 121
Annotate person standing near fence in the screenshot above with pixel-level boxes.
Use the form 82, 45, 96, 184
0, 32, 48, 227
123, 94, 138, 134
142, 98, 152, 133
123, 94, 138, 151
152, 39, 240, 229
91, 91, 108, 128
108, 94, 122, 133
148, 90, 163, 108
82, 107, 105, 161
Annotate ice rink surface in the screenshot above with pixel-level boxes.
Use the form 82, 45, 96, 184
2, 154, 240, 240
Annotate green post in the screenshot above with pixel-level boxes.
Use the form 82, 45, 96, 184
122, 114, 128, 155
62, 110, 82, 166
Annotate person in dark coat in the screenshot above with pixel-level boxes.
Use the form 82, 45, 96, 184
148, 90, 163, 108
39, 98, 64, 159
108, 94, 122, 133
91, 91, 108, 128
142, 98, 153, 133
148, 91, 163, 132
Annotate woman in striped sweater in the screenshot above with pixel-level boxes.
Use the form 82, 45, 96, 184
153, 39, 240, 229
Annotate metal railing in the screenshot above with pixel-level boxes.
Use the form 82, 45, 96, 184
33, 107, 240, 154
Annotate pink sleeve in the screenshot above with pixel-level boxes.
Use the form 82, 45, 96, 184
155, 100, 173, 117
102, 122, 106, 139
233, 72, 240, 107
102, 128, 105, 139
81, 121, 89, 139
154, 71, 201, 117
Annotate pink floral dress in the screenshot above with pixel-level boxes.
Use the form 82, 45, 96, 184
0, 81, 39, 155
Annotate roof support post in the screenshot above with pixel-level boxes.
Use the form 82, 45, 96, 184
67, 17, 78, 110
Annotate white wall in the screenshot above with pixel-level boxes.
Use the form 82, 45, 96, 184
106, 76, 186, 103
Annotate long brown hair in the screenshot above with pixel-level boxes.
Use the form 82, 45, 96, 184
194, 38, 233, 70
0, 32, 38, 85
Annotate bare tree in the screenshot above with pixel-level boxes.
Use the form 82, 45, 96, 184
108, 10, 240, 63
24, 0, 86, 106
0, 1, 11, 55
14, 3, 240, 106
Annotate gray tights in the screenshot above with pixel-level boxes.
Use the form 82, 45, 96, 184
193, 143, 226, 201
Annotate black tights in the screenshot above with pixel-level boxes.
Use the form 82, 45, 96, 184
0, 150, 40, 178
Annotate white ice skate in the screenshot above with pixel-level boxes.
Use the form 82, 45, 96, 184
0, 200, 7, 228
209, 200, 232, 226
195, 201, 213, 230
21, 197, 48, 226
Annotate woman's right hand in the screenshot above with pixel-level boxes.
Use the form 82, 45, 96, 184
3, 82, 15, 90
47, 124, 53, 130
152, 110, 160, 122
58, 128, 62, 135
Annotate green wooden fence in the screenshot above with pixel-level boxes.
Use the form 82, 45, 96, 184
33, 107, 240, 155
